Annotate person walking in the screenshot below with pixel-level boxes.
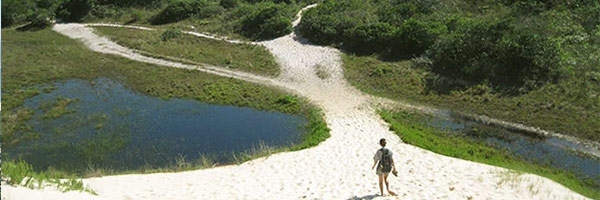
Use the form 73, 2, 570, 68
371, 138, 398, 196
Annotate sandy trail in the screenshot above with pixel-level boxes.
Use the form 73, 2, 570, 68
1, 5, 590, 200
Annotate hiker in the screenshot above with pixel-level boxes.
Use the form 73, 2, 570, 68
371, 138, 398, 196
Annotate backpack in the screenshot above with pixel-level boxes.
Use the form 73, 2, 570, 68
378, 148, 392, 172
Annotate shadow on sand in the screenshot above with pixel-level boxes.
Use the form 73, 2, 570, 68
347, 194, 380, 200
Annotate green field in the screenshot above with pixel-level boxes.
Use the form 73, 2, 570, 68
93, 26, 280, 76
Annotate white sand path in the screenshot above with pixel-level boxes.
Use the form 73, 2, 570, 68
1, 5, 591, 200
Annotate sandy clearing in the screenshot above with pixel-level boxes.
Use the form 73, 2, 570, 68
2, 4, 591, 200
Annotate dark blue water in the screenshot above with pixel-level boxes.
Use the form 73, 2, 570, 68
6, 78, 307, 172
427, 117, 600, 185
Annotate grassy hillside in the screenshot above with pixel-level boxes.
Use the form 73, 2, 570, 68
344, 54, 600, 141
2, 0, 317, 40
301, 0, 600, 141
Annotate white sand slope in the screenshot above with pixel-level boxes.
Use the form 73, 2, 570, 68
1, 5, 591, 200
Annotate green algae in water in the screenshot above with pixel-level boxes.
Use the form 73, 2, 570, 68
7, 78, 307, 174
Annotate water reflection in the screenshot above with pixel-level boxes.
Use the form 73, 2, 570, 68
7, 78, 306, 173
427, 117, 600, 184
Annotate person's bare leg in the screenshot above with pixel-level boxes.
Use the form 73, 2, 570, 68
384, 174, 390, 194
384, 174, 396, 196
378, 174, 384, 196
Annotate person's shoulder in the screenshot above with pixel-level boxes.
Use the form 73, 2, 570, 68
383, 148, 393, 154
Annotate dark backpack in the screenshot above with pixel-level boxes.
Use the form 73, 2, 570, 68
378, 148, 392, 172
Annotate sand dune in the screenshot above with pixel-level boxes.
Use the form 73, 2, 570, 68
1, 5, 590, 200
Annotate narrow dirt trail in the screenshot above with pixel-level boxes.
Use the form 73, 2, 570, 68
3, 4, 588, 200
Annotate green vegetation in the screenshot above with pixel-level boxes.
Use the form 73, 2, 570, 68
1, 26, 328, 180
55, 0, 96, 22
149, 0, 224, 25
238, 1, 295, 40
380, 109, 600, 199
344, 53, 599, 141
92, 26, 280, 76
2, 0, 315, 40
300, 0, 600, 92
3, 160, 96, 194
315, 0, 600, 141
41, 97, 77, 119
4, 0, 597, 198
329, 1, 600, 192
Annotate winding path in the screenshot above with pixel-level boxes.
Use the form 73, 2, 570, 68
2, 5, 590, 200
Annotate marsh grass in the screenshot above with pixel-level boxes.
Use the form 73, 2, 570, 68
92, 26, 280, 76
379, 109, 600, 199
41, 97, 77, 120
80, 153, 218, 177
2, 160, 97, 195
232, 141, 278, 164
494, 170, 524, 190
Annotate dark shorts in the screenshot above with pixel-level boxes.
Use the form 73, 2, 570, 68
376, 165, 391, 175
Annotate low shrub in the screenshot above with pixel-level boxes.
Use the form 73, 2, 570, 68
1, 0, 35, 27
150, 0, 224, 25
341, 22, 396, 55
56, 0, 96, 22
238, 2, 294, 40
298, 0, 377, 45
220, 0, 238, 9
160, 28, 183, 41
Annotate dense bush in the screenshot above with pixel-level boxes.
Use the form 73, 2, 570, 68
238, 2, 294, 40
502, 0, 600, 32
150, 0, 224, 25
220, 0, 238, 9
341, 22, 396, 55
26, 8, 56, 28
2, 0, 32, 27
565, 1, 600, 32
243, 0, 296, 4
299, 0, 438, 56
55, 0, 95, 22
299, 0, 580, 91
375, 0, 438, 26
389, 18, 446, 58
298, 0, 377, 45
2, 0, 62, 28
427, 15, 560, 91
95, 0, 167, 8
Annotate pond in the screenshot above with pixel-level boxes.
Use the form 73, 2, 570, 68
427, 116, 600, 185
5, 78, 307, 173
